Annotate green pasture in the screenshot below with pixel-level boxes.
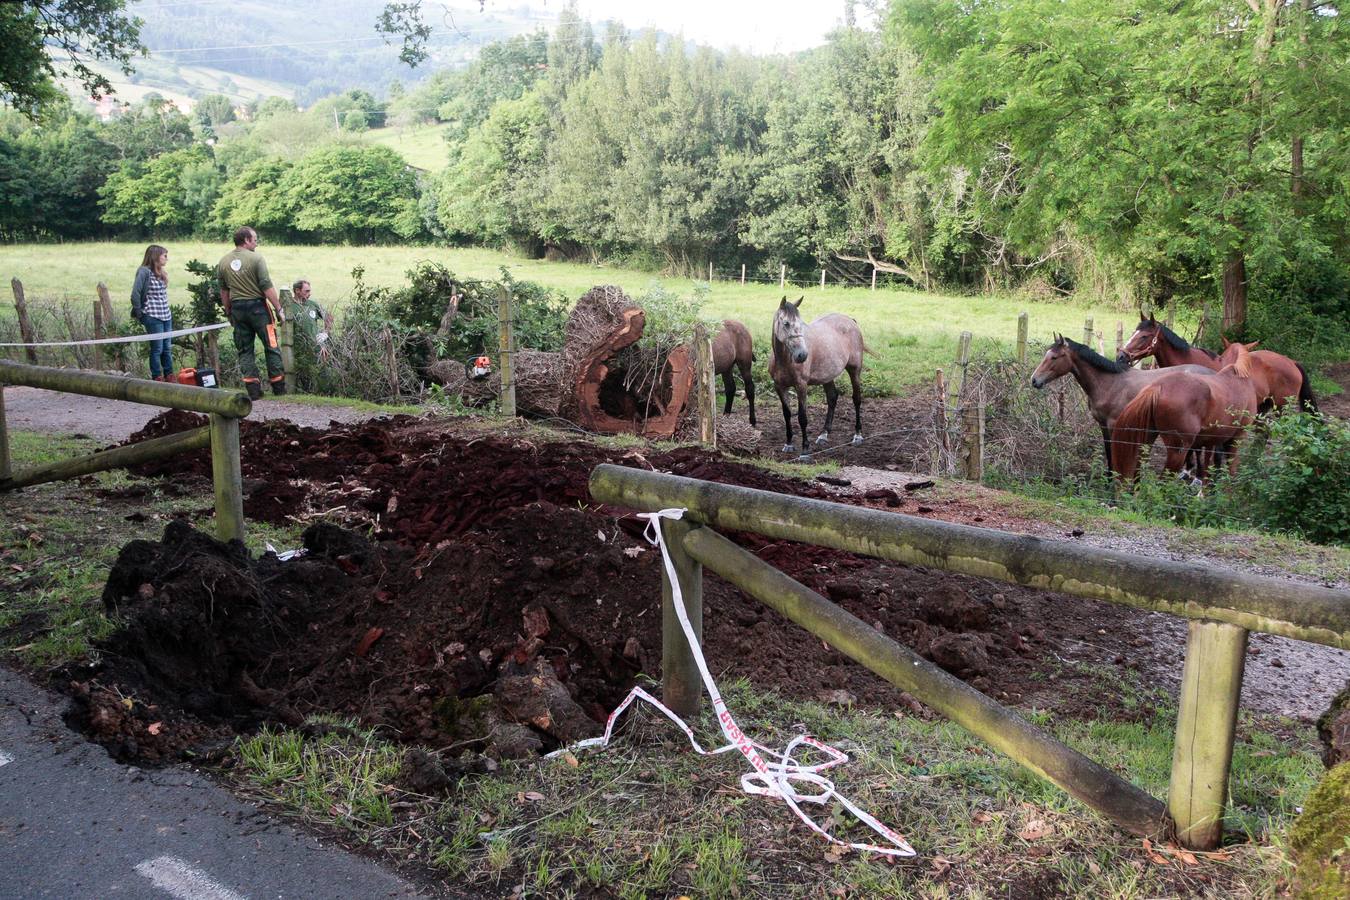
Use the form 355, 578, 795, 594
2, 242, 1146, 394
360, 123, 452, 171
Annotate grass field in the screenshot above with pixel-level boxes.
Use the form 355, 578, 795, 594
361, 123, 452, 171
2, 241, 1148, 393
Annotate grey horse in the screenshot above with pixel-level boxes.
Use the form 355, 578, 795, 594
769, 296, 865, 460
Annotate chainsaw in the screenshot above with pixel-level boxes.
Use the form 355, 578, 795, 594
466, 354, 492, 380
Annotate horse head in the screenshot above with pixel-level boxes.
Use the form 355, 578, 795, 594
1031, 333, 1071, 388
773, 296, 808, 364
1117, 316, 1161, 365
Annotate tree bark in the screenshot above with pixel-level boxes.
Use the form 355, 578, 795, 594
1222, 248, 1248, 334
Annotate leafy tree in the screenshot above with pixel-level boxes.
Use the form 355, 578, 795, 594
194, 93, 236, 128
253, 96, 297, 120
436, 90, 549, 245
742, 28, 953, 286
102, 94, 194, 161
210, 157, 295, 236
100, 145, 217, 233
0, 0, 144, 115
0, 101, 117, 238
892, 0, 1350, 328
280, 144, 423, 242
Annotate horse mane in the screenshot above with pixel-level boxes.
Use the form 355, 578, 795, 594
1146, 321, 1218, 360
1220, 346, 1254, 379
1063, 337, 1127, 374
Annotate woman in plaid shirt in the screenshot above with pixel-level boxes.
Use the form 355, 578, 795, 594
130, 244, 174, 381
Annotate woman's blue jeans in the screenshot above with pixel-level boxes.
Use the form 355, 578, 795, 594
144, 315, 173, 378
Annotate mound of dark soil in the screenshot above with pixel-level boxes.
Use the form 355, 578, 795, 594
76, 415, 1172, 766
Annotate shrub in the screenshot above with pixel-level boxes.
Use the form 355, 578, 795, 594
1218, 412, 1350, 546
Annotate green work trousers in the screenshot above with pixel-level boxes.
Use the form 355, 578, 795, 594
231, 299, 284, 384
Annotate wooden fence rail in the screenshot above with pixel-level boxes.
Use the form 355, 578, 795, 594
588, 464, 1350, 849
0, 360, 252, 542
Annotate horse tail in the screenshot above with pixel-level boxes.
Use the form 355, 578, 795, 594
1111, 386, 1159, 480
1296, 362, 1319, 413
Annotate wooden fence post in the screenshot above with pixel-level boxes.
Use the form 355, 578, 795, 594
381, 326, 398, 400
934, 368, 950, 475
962, 396, 985, 481
871, 268, 878, 291
1083, 317, 1094, 347
278, 289, 295, 394
779, 264, 786, 290
660, 518, 703, 719
92, 301, 105, 371
820, 269, 826, 290
693, 322, 716, 448
1169, 621, 1248, 849
708, 261, 713, 282
1116, 321, 1124, 359
741, 264, 746, 286
96, 282, 114, 325
498, 284, 516, 417
1016, 312, 1029, 363
0, 385, 10, 482
948, 330, 972, 411
209, 413, 244, 543
1096, 330, 1106, 357
11, 279, 39, 365
207, 330, 221, 384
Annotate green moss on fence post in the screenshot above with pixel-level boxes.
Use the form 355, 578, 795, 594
1290, 762, 1350, 898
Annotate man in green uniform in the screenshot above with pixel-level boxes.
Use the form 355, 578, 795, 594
285, 279, 332, 348
284, 278, 333, 391
217, 226, 286, 400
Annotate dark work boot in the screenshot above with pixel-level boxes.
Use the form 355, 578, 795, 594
271, 379, 287, 396
245, 380, 263, 401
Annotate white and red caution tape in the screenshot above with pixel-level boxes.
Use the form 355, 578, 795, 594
553, 508, 916, 859
0, 321, 229, 348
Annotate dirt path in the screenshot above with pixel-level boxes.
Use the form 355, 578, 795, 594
0, 386, 389, 443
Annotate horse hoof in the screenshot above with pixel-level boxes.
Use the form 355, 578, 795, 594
797, 453, 812, 462
781, 444, 795, 454
851, 433, 863, 446
815, 433, 829, 445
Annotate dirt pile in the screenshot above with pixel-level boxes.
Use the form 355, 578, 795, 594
77, 414, 1177, 765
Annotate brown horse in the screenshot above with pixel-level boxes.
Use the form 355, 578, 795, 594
712, 319, 755, 427
770, 296, 865, 459
1110, 346, 1260, 482
1117, 315, 1316, 414
1031, 335, 1215, 470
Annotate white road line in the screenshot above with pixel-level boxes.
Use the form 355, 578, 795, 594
0, 750, 13, 767
134, 856, 247, 900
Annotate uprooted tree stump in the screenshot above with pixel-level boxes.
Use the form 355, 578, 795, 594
427, 284, 714, 441
558, 285, 696, 439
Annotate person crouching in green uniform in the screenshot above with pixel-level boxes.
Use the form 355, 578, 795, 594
217, 226, 286, 400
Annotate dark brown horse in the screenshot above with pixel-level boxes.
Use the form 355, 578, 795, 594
770, 297, 865, 459
1030, 335, 1213, 470
1110, 346, 1260, 482
712, 319, 755, 427
1117, 315, 1316, 414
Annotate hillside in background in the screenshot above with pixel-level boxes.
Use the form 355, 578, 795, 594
63, 1, 558, 109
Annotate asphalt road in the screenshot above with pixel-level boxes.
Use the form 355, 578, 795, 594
0, 665, 430, 900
